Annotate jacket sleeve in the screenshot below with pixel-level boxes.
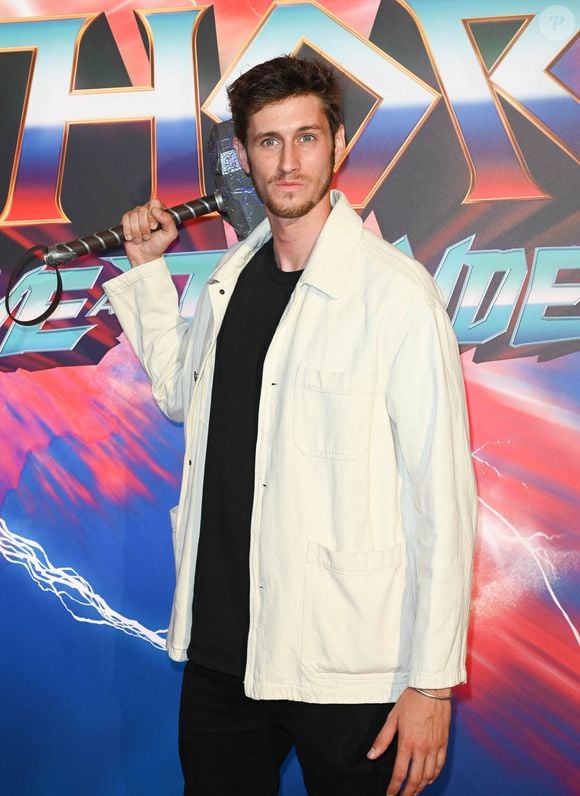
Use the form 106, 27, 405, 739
103, 258, 196, 423
386, 301, 477, 688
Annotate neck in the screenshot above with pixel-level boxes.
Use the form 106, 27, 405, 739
269, 194, 332, 272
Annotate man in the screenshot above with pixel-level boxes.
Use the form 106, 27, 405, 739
104, 56, 477, 796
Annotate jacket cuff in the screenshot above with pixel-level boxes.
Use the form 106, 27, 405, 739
408, 666, 467, 690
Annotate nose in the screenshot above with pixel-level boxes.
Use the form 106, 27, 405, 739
278, 140, 300, 174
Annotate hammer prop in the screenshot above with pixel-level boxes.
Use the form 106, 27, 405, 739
5, 121, 266, 326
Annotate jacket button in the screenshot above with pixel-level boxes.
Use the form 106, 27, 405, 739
188, 459, 192, 466
219, 288, 225, 295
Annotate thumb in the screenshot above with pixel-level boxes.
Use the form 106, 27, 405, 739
150, 204, 174, 231
149, 205, 178, 244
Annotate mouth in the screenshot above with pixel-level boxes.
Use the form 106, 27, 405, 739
270, 176, 307, 190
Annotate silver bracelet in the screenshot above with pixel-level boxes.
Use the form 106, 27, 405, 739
411, 687, 453, 701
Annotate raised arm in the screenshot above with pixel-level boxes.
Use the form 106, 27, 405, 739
103, 200, 194, 423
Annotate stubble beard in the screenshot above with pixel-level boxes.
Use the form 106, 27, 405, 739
250, 154, 335, 220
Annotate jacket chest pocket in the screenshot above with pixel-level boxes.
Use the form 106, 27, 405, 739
293, 366, 374, 460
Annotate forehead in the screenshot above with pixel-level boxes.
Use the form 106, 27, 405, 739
246, 93, 329, 137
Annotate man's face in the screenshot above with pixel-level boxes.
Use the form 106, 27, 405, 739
234, 93, 345, 221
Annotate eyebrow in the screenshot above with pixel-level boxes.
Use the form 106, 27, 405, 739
252, 124, 325, 142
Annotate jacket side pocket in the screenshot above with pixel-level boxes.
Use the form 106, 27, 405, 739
301, 541, 408, 676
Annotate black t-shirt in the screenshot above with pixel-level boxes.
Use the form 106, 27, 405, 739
188, 239, 302, 676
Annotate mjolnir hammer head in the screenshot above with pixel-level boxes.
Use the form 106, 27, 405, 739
208, 120, 266, 239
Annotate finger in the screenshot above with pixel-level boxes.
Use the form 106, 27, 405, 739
148, 196, 165, 212
435, 744, 447, 776
137, 203, 153, 240
121, 210, 133, 242
367, 715, 397, 760
422, 750, 438, 784
401, 752, 426, 796
127, 206, 145, 244
386, 747, 411, 796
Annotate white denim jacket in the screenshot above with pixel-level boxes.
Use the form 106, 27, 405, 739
104, 191, 477, 703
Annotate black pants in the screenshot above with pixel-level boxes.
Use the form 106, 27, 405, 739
179, 662, 397, 796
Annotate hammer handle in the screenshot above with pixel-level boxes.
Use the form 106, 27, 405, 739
44, 191, 224, 266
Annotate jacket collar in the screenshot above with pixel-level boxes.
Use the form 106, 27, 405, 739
209, 190, 362, 299
299, 191, 362, 299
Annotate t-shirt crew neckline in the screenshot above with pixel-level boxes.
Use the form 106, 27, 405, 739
263, 238, 304, 285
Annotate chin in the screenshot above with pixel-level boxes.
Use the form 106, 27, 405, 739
266, 199, 317, 219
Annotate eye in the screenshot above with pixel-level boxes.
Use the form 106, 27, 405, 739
299, 133, 316, 143
260, 137, 278, 147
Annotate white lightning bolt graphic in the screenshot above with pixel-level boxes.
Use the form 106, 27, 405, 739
478, 497, 580, 646
3, 480, 577, 652
0, 516, 167, 650
473, 440, 529, 489
472, 442, 577, 642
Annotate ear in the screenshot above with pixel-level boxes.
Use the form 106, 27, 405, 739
333, 124, 346, 165
233, 136, 250, 174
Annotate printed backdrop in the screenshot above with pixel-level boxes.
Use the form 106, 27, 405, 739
0, 1, 578, 794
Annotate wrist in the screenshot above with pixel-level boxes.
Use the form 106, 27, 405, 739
128, 251, 161, 268
409, 686, 453, 701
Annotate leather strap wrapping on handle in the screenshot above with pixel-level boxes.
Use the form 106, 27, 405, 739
4, 245, 62, 327
44, 192, 224, 267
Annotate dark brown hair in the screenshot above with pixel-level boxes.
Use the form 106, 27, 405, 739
227, 55, 343, 145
